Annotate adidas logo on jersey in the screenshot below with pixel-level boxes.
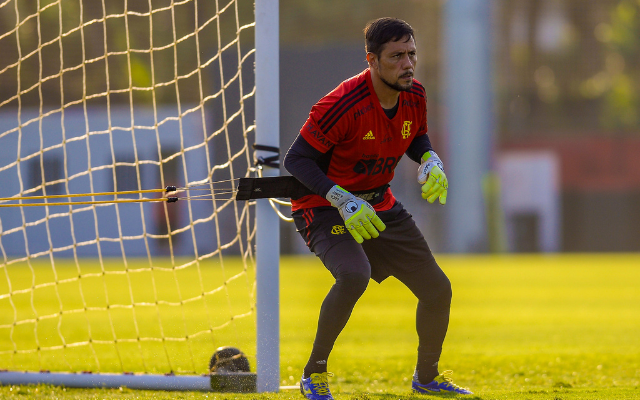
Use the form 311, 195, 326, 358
363, 130, 375, 140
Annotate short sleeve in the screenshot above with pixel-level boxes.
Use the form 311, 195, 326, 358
299, 115, 335, 153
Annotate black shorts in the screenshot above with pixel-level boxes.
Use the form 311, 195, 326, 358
293, 201, 436, 283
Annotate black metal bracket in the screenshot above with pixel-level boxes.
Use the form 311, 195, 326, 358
253, 144, 280, 168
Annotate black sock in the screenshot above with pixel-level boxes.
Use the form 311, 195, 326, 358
303, 344, 331, 378
416, 353, 440, 384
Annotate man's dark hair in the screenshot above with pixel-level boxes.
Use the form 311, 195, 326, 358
364, 18, 415, 57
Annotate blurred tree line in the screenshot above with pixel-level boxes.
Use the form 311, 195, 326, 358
1, 0, 638, 138
280, 0, 640, 138
496, 0, 640, 138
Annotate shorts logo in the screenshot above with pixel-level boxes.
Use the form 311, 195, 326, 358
331, 225, 346, 235
363, 130, 375, 140
401, 121, 412, 139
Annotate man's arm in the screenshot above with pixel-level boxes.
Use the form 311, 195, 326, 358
405, 134, 433, 164
282, 134, 335, 197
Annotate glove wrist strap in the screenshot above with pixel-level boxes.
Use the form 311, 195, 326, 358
420, 151, 444, 173
421, 150, 440, 163
325, 185, 351, 208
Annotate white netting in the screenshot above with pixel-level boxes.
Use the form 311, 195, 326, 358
0, 0, 257, 374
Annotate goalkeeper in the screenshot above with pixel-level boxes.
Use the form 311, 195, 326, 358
283, 17, 472, 399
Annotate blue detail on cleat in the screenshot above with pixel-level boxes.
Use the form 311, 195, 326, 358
412, 370, 473, 395
300, 372, 334, 400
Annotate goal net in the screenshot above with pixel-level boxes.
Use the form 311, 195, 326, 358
0, 0, 262, 386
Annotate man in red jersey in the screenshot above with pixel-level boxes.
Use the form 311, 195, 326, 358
283, 18, 472, 398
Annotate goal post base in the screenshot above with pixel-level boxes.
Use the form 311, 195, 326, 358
210, 371, 257, 392
0, 370, 257, 392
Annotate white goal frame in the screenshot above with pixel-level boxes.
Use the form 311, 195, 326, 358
254, 0, 280, 393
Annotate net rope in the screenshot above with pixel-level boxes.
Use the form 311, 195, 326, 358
0, 0, 257, 374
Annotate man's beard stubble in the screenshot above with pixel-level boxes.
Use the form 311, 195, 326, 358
379, 72, 413, 92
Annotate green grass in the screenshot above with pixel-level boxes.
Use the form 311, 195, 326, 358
0, 256, 257, 374
1, 254, 640, 399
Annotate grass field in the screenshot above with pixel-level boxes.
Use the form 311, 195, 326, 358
1, 253, 639, 399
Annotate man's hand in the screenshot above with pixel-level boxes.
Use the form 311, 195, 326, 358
326, 185, 386, 243
417, 151, 448, 205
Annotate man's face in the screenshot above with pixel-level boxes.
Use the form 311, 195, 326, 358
372, 35, 417, 92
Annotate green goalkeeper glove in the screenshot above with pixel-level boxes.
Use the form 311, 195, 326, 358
417, 151, 448, 205
326, 185, 386, 243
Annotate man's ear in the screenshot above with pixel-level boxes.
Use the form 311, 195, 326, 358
366, 52, 377, 68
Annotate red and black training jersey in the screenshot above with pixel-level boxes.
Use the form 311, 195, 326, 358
291, 68, 429, 212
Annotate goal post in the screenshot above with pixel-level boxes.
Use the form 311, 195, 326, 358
0, 0, 280, 393
255, 0, 280, 394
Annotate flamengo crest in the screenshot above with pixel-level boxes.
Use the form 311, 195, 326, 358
402, 121, 412, 139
